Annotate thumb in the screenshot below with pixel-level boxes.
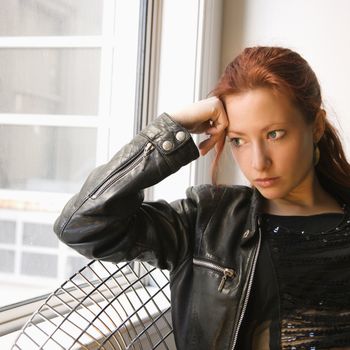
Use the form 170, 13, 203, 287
198, 132, 225, 156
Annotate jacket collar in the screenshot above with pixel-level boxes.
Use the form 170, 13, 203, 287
241, 187, 264, 246
241, 181, 350, 246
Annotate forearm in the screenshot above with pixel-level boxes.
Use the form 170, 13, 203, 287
53, 113, 199, 266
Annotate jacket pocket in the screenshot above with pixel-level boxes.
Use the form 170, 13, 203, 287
193, 258, 236, 292
90, 142, 155, 199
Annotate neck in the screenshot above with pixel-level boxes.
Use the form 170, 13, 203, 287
263, 175, 343, 216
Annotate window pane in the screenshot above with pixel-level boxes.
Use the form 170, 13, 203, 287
65, 256, 90, 279
0, 48, 100, 115
0, 0, 103, 36
0, 221, 16, 243
23, 223, 58, 247
21, 252, 57, 277
0, 125, 97, 192
0, 250, 15, 273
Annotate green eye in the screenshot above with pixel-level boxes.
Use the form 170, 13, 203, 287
231, 138, 243, 147
269, 131, 277, 138
268, 130, 285, 140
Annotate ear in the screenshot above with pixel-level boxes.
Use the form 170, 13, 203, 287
313, 109, 326, 143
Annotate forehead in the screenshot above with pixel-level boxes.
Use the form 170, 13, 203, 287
224, 88, 305, 132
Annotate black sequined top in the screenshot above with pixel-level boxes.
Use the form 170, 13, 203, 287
236, 206, 350, 350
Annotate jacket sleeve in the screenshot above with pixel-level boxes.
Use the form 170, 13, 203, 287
53, 113, 200, 271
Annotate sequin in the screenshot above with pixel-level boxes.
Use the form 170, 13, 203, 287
273, 226, 280, 234
260, 207, 350, 350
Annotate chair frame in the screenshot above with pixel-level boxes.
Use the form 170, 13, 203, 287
11, 260, 175, 350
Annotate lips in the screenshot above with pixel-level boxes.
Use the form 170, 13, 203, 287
254, 177, 279, 188
255, 177, 279, 181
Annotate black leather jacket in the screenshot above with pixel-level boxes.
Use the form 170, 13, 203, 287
54, 113, 264, 350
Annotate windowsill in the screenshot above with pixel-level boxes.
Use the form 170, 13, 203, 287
0, 281, 57, 309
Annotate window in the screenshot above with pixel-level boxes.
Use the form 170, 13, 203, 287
0, 0, 223, 345
0, 0, 141, 311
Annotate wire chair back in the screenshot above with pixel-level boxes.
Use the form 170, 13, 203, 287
12, 260, 175, 350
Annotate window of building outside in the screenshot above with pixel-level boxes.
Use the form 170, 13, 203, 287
0, 0, 141, 311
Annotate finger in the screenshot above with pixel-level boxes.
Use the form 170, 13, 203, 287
214, 132, 226, 154
211, 111, 229, 134
204, 119, 227, 140
202, 110, 228, 153
198, 137, 212, 156
205, 126, 221, 135
198, 133, 222, 156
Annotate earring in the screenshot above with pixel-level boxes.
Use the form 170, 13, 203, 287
313, 143, 320, 166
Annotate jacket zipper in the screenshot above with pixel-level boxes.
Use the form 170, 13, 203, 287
230, 221, 262, 350
193, 258, 236, 292
91, 142, 155, 199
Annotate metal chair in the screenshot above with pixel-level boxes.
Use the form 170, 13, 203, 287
11, 260, 175, 349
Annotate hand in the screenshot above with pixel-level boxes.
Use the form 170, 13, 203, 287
169, 97, 229, 156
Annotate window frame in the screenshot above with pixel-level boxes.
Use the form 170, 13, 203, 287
0, 0, 224, 343
0, 0, 143, 335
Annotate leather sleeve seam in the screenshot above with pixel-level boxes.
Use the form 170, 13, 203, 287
170, 255, 192, 283
196, 187, 228, 256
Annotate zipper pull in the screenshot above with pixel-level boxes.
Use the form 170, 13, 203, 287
141, 143, 155, 171
218, 268, 235, 292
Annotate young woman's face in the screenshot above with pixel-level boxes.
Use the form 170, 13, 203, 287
225, 88, 317, 201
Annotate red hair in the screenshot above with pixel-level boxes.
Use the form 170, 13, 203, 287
211, 46, 350, 204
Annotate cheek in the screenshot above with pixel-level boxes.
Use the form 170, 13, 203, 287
231, 149, 251, 175
231, 138, 313, 176
274, 137, 313, 175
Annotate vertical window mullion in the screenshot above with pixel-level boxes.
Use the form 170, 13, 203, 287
96, 0, 115, 164
134, 0, 162, 135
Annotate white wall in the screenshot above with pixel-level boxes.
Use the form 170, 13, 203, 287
220, 0, 350, 184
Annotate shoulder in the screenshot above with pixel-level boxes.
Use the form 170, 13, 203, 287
185, 184, 253, 204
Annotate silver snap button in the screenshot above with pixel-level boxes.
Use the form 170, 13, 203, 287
162, 140, 173, 151
243, 229, 250, 239
175, 131, 186, 142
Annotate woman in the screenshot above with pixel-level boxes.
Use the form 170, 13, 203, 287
54, 46, 350, 349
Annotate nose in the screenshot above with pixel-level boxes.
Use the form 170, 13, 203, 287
251, 143, 271, 171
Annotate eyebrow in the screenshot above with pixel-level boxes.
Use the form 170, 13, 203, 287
227, 123, 288, 136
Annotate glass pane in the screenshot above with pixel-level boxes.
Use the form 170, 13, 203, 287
0, 125, 97, 192
0, 48, 100, 115
0, 250, 15, 273
0, 0, 103, 36
0, 221, 16, 243
23, 223, 58, 247
65, 256, 90, 279
21, 252, 57, 277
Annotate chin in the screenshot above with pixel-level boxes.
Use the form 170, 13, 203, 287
255, 187, 287, 200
